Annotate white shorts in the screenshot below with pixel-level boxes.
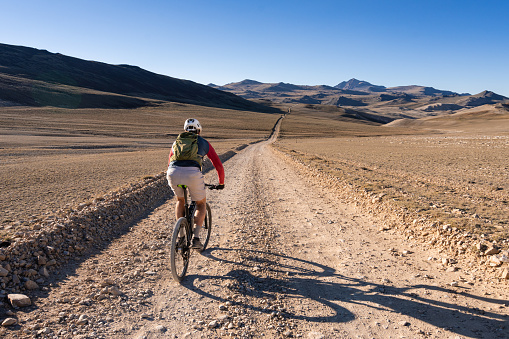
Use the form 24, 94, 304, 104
167, 166, 206, 201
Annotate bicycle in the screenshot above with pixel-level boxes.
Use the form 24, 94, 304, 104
170, 183, 221, 282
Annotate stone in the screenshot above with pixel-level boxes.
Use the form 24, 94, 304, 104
484, 247, 501, 255
217, 314, 229, 322
488, 256, 503, 267
25, 280, 39, 290
501, 268, 509, 280
76, 314, 88, 325
0, 267, 8, 277
12, 274, 20, 284
208, 320, 219, 328
450, 281, 459, 287
26, 269, 38, 276
37, 327, 50, 335
101, 278, 115, 286
155, 325, 166, 333
8, 294, 31, 307
39, 267, 49, 278
38, 256, 47, 265
2, 318, 17, 326
476, 242, 488, 253
399, 321, 410, 326
108, 286, 122, 296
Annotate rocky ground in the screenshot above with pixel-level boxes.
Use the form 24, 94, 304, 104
1, 120, 508, 338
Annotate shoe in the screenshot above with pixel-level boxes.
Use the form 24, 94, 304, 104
192, 237, 204, 251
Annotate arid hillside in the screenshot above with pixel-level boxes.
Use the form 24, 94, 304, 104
0, 43, 279, 112
211, 78, 509, 121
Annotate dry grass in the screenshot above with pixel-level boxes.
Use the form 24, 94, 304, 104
276, 113, 509, 241
2, 101, 508, 244
0, 103, 279, 232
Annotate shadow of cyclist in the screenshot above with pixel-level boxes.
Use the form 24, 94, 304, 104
180, 247, 508, 338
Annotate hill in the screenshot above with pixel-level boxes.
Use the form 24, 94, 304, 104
0, 43, 277, 112
385, 103, 509, 132
213, 78, 509, 120
335, 78, 386, 92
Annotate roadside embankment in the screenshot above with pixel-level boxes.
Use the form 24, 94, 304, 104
272, 145, 509, 283
0, 147, 243, 296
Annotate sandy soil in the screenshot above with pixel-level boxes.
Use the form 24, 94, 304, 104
3, 127, 508, 338
276, 132, 509, 241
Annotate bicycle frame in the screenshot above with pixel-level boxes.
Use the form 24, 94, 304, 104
179, 185, 196, 243
170, 183, 216, 282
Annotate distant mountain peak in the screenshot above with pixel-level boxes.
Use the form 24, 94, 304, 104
335, 78, 386, 92
478, 90, 497, 97
456, 90, 508, 107
238, 79, 262, 85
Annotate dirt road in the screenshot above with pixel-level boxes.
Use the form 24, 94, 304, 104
6, 129, 509, 338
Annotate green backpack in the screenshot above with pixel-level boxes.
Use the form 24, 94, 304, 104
170, 132, 202, 168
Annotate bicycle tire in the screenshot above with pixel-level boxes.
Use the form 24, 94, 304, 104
201, 203, 212, 250
170, 217, 191, 282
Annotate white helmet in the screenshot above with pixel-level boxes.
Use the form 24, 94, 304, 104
184, 118, 202, 134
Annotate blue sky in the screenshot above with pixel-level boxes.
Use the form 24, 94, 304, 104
1, 0, 508, 96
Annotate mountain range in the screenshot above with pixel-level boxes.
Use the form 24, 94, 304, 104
0, 43, 277, 112
211, 79, 509, 120
1, 43, 507, 122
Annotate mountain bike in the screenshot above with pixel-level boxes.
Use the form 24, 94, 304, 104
170, 184, 220, 282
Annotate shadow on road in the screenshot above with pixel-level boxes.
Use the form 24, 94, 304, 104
180, 247, 507, 338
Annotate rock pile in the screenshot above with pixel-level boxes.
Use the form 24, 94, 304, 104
0, 173, 171, 296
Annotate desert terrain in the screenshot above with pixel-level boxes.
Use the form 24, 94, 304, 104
0, 104, 508, 338
1, 43, 509, 338
276, 106, 509, 240
0, 103, 278, 239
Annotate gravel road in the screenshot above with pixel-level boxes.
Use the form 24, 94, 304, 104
5, 127, 508, 338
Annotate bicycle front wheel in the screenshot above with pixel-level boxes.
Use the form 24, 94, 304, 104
202, 203, 212, 250
170, 217, 191, 282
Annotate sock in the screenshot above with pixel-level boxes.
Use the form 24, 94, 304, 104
194, 225, 202, 238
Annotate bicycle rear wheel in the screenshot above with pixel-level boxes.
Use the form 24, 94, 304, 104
170, 217, 191, 282
202, 203, 212, 250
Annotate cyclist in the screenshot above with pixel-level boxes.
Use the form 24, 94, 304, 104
167, 118, 225, 251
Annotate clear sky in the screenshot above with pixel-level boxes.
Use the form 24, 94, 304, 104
2, 0, 508, 96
